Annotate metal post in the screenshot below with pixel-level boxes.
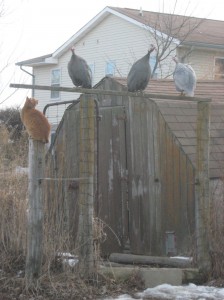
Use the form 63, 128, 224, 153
195, 100, 211, 274
26, 139, 45, 287
78, 94, 96, 278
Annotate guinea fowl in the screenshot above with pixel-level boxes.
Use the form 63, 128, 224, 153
173, 56, 196, 97
67, 48, 92, 88
127, 44, 155, 92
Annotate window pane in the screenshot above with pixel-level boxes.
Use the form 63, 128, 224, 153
51, 69, 60, 84
51, 69, 60, 99
215, 58, 224, 77
150, 56, 157, 78
88, 63, 94, 80
150, 56, 156, 70
51, 88, 59, 99
106, 61, 116, 76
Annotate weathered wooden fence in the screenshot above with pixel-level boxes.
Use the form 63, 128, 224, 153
10, 82, 212, 283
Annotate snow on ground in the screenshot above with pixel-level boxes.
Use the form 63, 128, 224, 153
103, 283, 224, 299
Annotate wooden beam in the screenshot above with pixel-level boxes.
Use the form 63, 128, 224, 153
109, 253, 193, 268
10, 83, 212, 102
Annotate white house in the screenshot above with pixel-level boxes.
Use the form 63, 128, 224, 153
16, 6, 224, 127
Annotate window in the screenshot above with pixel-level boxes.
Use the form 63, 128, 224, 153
51, 69, 60, 99
105, 61, 116, 76
88, 63, 94, 81
150, 56, 157, 79
214, 58, 224, 79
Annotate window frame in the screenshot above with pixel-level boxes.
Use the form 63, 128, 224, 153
105, 60, 116, 77
214, 57, 224, 79
50, 68, 61, 100
150, 55, 157, 79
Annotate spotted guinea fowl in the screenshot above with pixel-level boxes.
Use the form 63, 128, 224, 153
127, 44, 156, 92
172, 56, 196, 97
67, 47, 92, 88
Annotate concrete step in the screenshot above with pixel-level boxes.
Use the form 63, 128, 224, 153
100, 265, 203, 288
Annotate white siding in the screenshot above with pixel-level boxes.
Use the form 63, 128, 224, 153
33, 14, 164, 125
178, 47, 224, 79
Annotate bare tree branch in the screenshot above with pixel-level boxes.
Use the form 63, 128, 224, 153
147, 4, 206, 77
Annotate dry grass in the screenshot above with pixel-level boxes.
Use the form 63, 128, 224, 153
209, 179, 224, 279
0, 126, 28, 273
2, 125, 224, 298
0, 125, 144, 299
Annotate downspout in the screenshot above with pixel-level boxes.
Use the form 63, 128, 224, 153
19, 66, 35, 97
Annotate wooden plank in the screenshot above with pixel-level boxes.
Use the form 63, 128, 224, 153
179, 153, 190, 253
165, 125, 174, 232
152, 104, 162, 255
147, 101, 157, 254
129, 99, 144, 254
195, 101, 211, 273
172, 139, 181, 252
158, 113, 167, 254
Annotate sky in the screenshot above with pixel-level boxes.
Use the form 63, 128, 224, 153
1, 0, 224, 108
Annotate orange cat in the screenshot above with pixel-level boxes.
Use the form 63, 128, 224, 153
21, 97, 51, 143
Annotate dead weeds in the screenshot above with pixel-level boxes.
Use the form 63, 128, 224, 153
0, 267, 144, 300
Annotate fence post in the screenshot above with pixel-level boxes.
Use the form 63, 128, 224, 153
78, 94, 96, 278
26, 139, 45, 288
195, 100, 211, 275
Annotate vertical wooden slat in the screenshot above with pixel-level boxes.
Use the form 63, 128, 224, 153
172, 139, 180, 251
152, 102, 162, 254
128, 98, 156, 254
195, 100, 211, 274
165, 126, 174, 231
158, 113, 167, 254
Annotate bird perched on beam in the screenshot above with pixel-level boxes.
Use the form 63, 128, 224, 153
127, 44, 156, 92
67, 47, 92, 88
172, 56, 196, 97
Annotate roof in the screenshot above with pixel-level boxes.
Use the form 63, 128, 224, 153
108, 76, 224, 179
111, 7, 224, 47
16, 54, 56, 67
157, 100, 224, 179
114, 77, 224, 102
17, 6, 224, 67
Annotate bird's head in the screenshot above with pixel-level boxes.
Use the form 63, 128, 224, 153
172, 56, 179, 63
71, 47, 75, 54
149, 44, 156, 53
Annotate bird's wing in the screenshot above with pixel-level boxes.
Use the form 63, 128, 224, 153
185, 64, 196, 78
174, 64, 196, 96
173, 65, 189, 91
